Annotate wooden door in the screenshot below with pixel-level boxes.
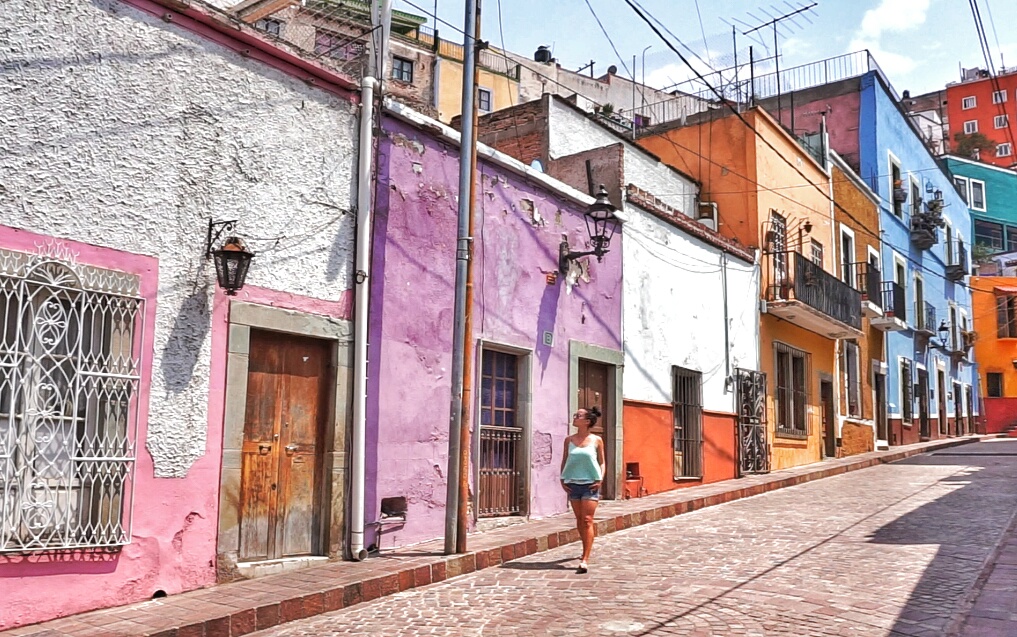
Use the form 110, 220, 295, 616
821, 380, 836, 458
874, 372, 889, 443
578, 359, 612, 496
953, 382, 963, 436
917, 369, 930, 439
937, 371, 948, 436
239, 329, 330, 562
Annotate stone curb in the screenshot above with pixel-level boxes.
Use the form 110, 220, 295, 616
3, 436, 980, 637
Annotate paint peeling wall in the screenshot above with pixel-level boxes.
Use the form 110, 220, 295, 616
368, 116, 622, 547
0, 0, 356, 626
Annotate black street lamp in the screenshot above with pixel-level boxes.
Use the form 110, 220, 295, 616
559, 185, 621, 275
206, 219, 254, 296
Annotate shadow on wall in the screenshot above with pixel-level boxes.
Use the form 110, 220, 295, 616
162, 284, 211, 393
534, 281, 559, 380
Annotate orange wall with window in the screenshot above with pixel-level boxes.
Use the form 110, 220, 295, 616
971, 276, 1017, 432
622, 401, 736, 496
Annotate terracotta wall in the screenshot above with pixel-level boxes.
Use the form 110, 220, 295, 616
622, 402, 736, 497
841, 421, 875, 456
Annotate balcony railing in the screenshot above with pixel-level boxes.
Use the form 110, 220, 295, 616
849, 262, 883, 310
881, 282, 907, 321
915, 301, 936, 334
945, 240, 969, 281
766, 251, 862, 331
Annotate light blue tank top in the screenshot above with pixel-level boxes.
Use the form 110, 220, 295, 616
561, 441, 602, 483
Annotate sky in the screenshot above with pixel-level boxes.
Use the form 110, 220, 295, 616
392, 0, 1017, 97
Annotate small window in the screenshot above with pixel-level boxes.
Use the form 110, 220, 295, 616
987, 373, 1004, 398
254, 18, 283, 36
314, 30, 362, 60
998, 294, 1017, 339
477, 87, 492, 113
1007, 226, 1017, 253
998, 143, 1013, 157
392, 56, 414, 83
971, 180, 986, 210
954, 176, 969, 204
975, 219, 1004, 250
993, 90, 1007, 104
910, 178, 922, 217
962, 96, 977, 109
995, 115, 1009, 129
480, 350, 518, 426
810, 239, 824, 266
891, 160, 903, 218
672, 367, 703, 479
901, 359, 913, 420
964, 120, 978, 134
840, 230, 855, 284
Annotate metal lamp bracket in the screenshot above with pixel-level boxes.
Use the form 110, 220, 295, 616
206, 218, 238, 259
558, 240, 599, 276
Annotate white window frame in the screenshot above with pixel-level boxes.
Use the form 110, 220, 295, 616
964, 120, 978, 134
893, 252, 907, 287
944, 220, 954, 264
970, 179, 987, 212
954, 176, 969, 205
992, 90, 1007, 104
998, 143, 1013, 158
477, 87, 493, 113
962, 96, 977, 109
888, 151, 904, 219
840, 224, 856, 286
995, 114, 1009, 129
867, 246, 881, 273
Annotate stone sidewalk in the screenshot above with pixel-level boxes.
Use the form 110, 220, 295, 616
2, 437, 980, 637
955, 495, 1017, 636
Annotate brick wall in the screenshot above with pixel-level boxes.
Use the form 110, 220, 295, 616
457, 98, 549, 166
841, 421, 875, 457
547, 144, 624, 205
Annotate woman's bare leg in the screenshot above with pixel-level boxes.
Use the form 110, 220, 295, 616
575, 499, 598, 562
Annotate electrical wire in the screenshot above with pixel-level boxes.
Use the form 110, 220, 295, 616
582, 0, 632, 79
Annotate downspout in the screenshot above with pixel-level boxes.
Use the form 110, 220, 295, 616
721, 252, 731, 394
350, 75, 378, 562
826, 116, 843, 459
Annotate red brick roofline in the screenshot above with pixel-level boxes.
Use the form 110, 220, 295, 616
624, 184, 755, 264
121, 0, 359, 101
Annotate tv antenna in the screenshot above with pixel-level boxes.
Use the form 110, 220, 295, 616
732, 2, 818, 113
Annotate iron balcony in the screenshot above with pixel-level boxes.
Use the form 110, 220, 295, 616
945, 240, 969, 282
871, 281, 908, 332
849, 261, 883, 319
765, 250, 862, 338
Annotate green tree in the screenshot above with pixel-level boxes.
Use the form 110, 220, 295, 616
953, 131, 997, 159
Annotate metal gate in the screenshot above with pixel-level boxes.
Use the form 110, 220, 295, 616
477, 426, 523, 517
735, 368, 769, 475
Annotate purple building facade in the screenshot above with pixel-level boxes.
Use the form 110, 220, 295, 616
366, 105, 624, 549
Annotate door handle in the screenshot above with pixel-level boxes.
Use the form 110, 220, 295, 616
284, 444, 299, 454
258, 444, 272, 455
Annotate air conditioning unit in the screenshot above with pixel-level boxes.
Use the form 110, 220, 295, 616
697, 202, 719, 231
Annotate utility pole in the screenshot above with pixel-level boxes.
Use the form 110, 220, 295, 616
457, 0, 483, 556
444, 0, 479, 556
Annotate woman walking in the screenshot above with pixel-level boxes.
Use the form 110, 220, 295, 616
560, 406, 606, 574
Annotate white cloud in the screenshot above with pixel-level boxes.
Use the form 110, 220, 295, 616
858, 0, 931, 39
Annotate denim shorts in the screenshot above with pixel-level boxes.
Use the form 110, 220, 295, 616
565, 482, 600, 501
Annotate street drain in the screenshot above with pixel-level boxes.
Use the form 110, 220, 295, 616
601, 620, 646, 632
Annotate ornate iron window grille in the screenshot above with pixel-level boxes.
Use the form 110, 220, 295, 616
774, 342, 810, 439
672, 367, 703, 479
0, 247, 144, 553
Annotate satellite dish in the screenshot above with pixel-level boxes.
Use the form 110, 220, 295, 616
530, 159, 544, 172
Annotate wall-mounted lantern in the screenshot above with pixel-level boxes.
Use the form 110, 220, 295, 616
206, 219, 254, 296
937, 320, 950, 343
559, 185, 620, 275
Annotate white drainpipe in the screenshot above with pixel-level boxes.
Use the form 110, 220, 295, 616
350, 76, 378, 562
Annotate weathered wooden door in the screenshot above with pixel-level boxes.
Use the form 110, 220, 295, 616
937, 370, 948, 436
821, 380, 836, 458
953, 381, 963, 436
917, 368, 930, 439
578, 359, 612, 497
239, 329, 329, 562
874, 372, 889, 443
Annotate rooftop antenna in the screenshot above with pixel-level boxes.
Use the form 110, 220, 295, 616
738, 2, 818, 117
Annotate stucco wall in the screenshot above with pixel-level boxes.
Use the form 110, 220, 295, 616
368, 116, 622, 547
0, 0, 356, 626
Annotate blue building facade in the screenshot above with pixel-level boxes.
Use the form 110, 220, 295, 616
857, 72, 978, 443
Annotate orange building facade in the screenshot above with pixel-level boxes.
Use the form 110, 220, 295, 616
639, 108, 867, 470
971, 276, 1017, 433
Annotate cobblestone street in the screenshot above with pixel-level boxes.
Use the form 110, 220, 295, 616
255, 440, 1017, 637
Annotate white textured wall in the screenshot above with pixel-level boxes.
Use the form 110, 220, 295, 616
0, 0, 357, 477
547, 100, 697, 214
622, 209, 759, 411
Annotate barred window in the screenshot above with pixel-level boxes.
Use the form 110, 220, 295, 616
774, 342, 809, 438
672, 367, 702, 479
900, 359, 913, 420
843, 341, 861, 418
0, 249, 143, 552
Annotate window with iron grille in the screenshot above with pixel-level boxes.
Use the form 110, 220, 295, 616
392, 56, 414, 83
313, 30, 363, 60
478, 350, 522, 517
774, 342, 809, 438
672, 367, 703, 479
0, 248, 144, 552
900, 359, 913, 420
998, 294, 1017, 338
843, 341, 861, 418
987, 373, 1004, 398
480, 351, 518, 427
